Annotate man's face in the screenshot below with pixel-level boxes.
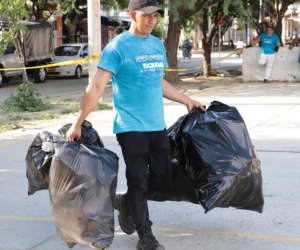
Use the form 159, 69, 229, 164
131, 10, 158, 37
267, 28, 274, 36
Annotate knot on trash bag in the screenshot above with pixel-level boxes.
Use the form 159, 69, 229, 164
58, 120, 104, 147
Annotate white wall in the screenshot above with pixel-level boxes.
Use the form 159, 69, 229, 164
242, 46, 300, 82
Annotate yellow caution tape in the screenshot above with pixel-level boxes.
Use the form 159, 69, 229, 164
89, 55, 100, 60
0, 49, 243, 72
0, 58, 89, 71
164, 48, 243, 72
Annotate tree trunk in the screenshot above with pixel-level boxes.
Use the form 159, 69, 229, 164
202, 39, 212, 76
14, 38, 29, 83
199, 8, 219, 76
68, 24, 77, 43
193, 17, 201, 50
200, 9, 211, 76
274, 16, 283, 45
164, 17, 182, 82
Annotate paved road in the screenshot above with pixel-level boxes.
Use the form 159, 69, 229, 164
0, 49, 242, 102
0, 76, 90, 102
0, 82, 299, 250
178, 49, 242, 75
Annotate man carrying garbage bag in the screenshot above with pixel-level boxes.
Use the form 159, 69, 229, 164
66, 0, 205, 250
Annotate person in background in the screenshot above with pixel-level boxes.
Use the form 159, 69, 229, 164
289, 30, 300, 51
235, 38, 244, 57
292, 27, 298, 39
183, 38, 192, 53
66, 0, 205, 249
252, 26, 281, 83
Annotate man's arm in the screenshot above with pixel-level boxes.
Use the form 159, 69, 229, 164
162, 78, 205, 112
66, 68, 112, 141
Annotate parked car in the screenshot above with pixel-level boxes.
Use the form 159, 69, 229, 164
0, 21, 55, 88
47, 43, 89, 79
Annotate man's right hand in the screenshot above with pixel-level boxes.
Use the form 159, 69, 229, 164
66, 123, 82, 142
289, 44, 294, 50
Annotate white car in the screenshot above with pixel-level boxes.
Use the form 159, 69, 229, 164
47, 43, 89, 79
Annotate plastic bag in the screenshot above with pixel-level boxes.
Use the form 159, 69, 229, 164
25, 131, 64, 195
149, 101, 264, 213
49, 139, 119, 249
58, 120, 104, 147
25, 120, 103, 195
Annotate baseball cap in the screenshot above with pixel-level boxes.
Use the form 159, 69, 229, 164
128, 0, 164, 15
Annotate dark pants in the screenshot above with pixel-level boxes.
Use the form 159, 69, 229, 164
116, 130, 172, 236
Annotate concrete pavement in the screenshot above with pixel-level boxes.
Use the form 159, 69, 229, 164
0, 82, 300, 250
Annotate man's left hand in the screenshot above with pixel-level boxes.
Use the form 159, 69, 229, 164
186, 99, 206, 112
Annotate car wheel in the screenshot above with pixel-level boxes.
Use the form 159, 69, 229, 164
0, 72, 3, 88
33, 67, 47, 83
3, 76, 12, 83
74, 66, 82, 79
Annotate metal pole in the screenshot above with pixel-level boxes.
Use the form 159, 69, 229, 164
87, 0, 101, 83
218, 25, 221, 69
235, 29, 236, 44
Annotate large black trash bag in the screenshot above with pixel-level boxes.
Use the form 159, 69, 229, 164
149, 101, 264, 213
25, 120, 103, 195
49, 141, 119, 249
25, 131, 64, 195
182, 101, 263, 213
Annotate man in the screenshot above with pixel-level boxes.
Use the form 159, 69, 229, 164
292, 27, 298, 39
235, 38, 243, 57
252, 26, 281, 83
288, 30, 300, 51
182, 38, 192, 56
66, 0, 205, 250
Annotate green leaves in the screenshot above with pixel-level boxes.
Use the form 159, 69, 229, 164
0, 0, 28, 53
0, 82, 52, 112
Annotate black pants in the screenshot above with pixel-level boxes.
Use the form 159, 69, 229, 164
116, 130, 172, 236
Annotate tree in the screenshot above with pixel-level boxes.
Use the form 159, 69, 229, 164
265, 0, 299, 45
200, 0, 250, 76
25, 0, 54, 21
56, 0, 87, 43
164, 0, 218, 82
0, 0, 30, 82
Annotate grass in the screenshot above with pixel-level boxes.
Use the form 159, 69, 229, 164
9, 115, 31, 121
39, 113, 60, 120
61, 102, 112, 114
0, 99, 112, 133
199, 85, 210, 90
0, 122, 23, 133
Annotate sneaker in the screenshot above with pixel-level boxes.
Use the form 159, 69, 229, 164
137, 234, 165, 250
263, 79, 268, 83
114, 194, 136, 235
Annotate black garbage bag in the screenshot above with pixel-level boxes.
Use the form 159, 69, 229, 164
49, 141, 119, 249
149, 101, 264, 213
147, 160, 199, 204
25, 120, 103, 195
25, 131, 64, 195
58, 120, 104, 147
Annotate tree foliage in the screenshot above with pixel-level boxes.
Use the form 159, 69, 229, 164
25, 0, 54, 21
0, 0, 28, 52
264, 0, 299, 44
56, 0, 87, 26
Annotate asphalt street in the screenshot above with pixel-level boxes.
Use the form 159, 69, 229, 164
0, 49, 242, 102
0, 81, 300, 250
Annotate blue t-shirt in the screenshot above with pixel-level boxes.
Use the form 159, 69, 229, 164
260, 33, 280, 55
97, 31, 168, 134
